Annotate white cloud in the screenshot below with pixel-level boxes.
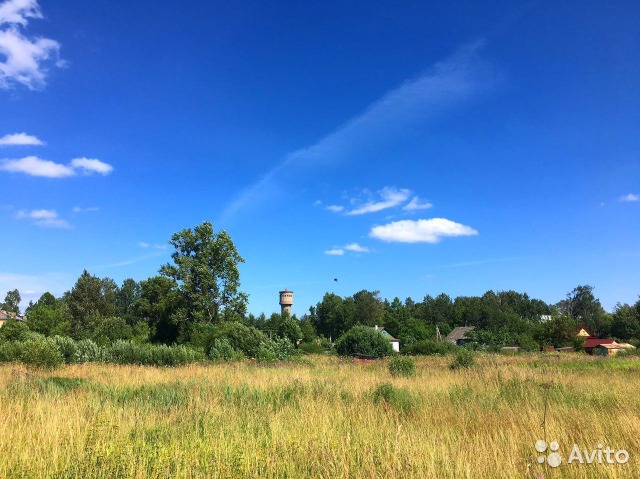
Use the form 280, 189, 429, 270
16, 208, 71, 228
620, 193, 639, 203
0, 271, 71, 309
70, 157, 113, 175
346, 187, 411, 215
326, 205, 344, 213
0, 132, 44, 145
369, 218, 478, 243
0, 155, 113, 177
139, 241, 168, 250
324, 248, 345, 256
72, 206, 99, 213
403, 196, 433, 211
344, 243, 370, 253
220, 41, 497, 221
0, 0, 64, 90
0, 155, 73, 177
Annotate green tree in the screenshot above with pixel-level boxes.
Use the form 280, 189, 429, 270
24, 293, 71, 337
610, 303, 639, 340
2, 289, 21, 315
135, 276, 183, 343
160, 222, 248, 323
335, 325, 393, 358
116, 278, 141, 322
557, 285, 609, 337
64, 271, 118, 338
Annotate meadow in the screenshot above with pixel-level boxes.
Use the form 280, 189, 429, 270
1, 354, 639, 478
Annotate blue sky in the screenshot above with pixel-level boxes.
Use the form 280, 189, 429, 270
1, 0, 638, 316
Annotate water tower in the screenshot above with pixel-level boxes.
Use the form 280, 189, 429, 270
279, 289, 293, 315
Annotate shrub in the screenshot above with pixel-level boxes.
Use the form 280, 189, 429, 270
108, 341, 204, 366
298, 342, 325, 355
210, 322, 268, 358
257, 337, 298, 362
73, 339, 107, 363
0, 341, 24, 362
449, 349, 475, 370
335, 325, 393, 358
402, 339, 456, 356
388, 356, 416, 377
208, 338, 239, 361
20, 338, 64, 370
372, 383, 420, 414
0, 320, 30, 343
52, 335, 78, 363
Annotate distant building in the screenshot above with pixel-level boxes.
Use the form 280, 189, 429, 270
582, 338, 616, 355
594, 343, 636, 357
279, 289, 293, 315
445, 326, 475, 345
372, 325, 400, 352
576, 326, 594, 339
0, 310, 27, 328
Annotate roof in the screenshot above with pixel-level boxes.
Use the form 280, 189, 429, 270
598, 343, 636, 350
576, 326, 594, 338
583, 338, 616, 349
372, 326, 399, 342
446, 326, 475, 342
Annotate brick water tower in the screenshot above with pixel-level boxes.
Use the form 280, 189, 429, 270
279, 289, 293, 315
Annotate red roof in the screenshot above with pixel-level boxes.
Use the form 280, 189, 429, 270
583, 338, 615, 349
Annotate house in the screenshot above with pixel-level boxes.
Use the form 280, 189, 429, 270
0, 310, 26, 328
372, 325, 400, 352
594, 343, 636, 357
576, 326, 594, 339
582, 338, 616, 355
445, 326, 475, 345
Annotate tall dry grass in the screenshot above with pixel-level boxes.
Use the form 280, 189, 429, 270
1, 354, 639, 478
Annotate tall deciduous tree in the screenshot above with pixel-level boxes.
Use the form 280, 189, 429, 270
160, 221, 248, 323
2, 289, 21, 315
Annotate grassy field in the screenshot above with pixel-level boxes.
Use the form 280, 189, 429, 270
1, 354, 639, 478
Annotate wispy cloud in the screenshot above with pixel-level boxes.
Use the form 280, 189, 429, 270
346, 187, 411, 215
220, 41, 496, 221
94, 251, 168, 269
326, 205, 344, 213
324, 242, 370, 256
70, 157, 113, 175
344, 242, 370, 253
369, 218, 477, 243
0, 132, 44, 146
139, 242, 168, 250
16, 208, 71, 228
0, 155, 113, 177
0, 0, 64, 90
403, 196, 433, 211
620, 193, 639, 203
72, 206, 99, 213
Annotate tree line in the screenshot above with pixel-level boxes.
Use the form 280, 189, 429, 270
2, 221, 639, 354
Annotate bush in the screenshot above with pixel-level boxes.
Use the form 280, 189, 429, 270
108, 341, 204, 366
0, 320, 31, 343
21, 338, 64, 370
73, 339, 107, 363
208, 338, 240, 361
403, 339, 456, 356
257, 337, 298, 362
52, 335, 78, 363
210, 322, 268, 358
388, 356, 416, 377
298, 342, 325, 355
335, 325, 393, 358
372, 383, 420, 414
0, 341, 24, 362
450, 349, 475, 370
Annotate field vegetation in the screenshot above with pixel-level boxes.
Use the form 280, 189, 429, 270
1, 354, 639, 478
